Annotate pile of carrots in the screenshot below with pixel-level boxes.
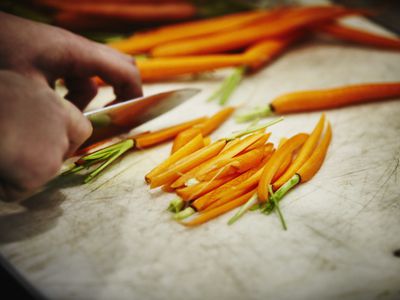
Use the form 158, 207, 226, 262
66, 106, 235, 182
100, 4, 400, 83
145, 112, 332, 228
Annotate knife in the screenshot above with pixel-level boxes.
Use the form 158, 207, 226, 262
82, 88, 200, 146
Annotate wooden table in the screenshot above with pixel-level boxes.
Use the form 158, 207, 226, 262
1, 8, 400, 300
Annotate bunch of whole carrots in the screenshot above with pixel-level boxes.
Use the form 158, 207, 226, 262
145, 112, 332, 228
102, 4, 400, 83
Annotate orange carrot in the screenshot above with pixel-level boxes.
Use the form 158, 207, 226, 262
176, 174, 237, 201
151, 6, 352, 57
171, 127, 203, 154
197, 152, 273, 211
109, 10, 274, 54
271, 138, 292, 182
258, 133, 308, 202
273, 114, 325, 188
317, 22, 400, 51
297, 122, 332, 182
198, 145, 266, 181
183, 189, 256, 226
37, 0, 197, 21
136, 56, 259, 81
145, 133, 204, 182
196, 107, 235, 136
134, 116, 207, 148
270, 82, 400, 114
148, 139, 226, 188
203, 136, 211, 146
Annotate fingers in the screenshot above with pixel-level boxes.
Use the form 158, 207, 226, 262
61, 99, 93, 157
64, 76, 98, 110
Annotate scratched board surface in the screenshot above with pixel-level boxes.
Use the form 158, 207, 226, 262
1, 9, 400, 300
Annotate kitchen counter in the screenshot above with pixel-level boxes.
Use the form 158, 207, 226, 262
0, 10, 400, 300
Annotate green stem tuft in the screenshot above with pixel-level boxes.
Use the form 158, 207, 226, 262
235, 105, 274, 123
226, 116, 283, 141
167, 197, 184, 213
227, 193, 258, 225
173, 207, 195, 220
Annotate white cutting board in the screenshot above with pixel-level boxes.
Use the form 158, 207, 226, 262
0, 11, 400, 300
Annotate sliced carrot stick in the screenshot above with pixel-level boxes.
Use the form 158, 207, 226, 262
145, 133, 204, 182
183, 189, 256, 226
149, 139, 226, 188
220, 138, 242, 154
137, 55, 259, 81
297, 122, 332, 182
271, 82, 400, 114
108, 10, 275, 54
203, 136, 211, 146
134, 116, 207, 148
176, 174, 237, 201
241, 135, 272, 153
171, 127, 202, 154
198, 145, 266, 181
151, 6, 352, 57
196, 107, 235, 136
273, 114, 325, 188
258, 133, 308, 202
317, 22, 400, 51
271, 137, 292, 182
195, 152, 273, 211
170, 132, 266, 188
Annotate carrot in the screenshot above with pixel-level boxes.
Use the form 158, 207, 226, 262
136, 55, 258, 81
198, 152, 274, 211
148, 139, 226, 188
317, 22, 400, 51
203, 136, 211, 146
297, 122, 332, 182
170, 132, 267, 188
271, 138, 292, 182
271, 82, 400, 114
134, 116, 207, 148
191, 163, 264, 211
237, 82, 400, 122
198, 145, 266, 181
37, 1, 197, 22
176, 174, 237, 201
182, 189, 256, 226
196, 107, 235, 136
258, 133, 308, 202
108, 10, 274, 54
151, 6, 352, 57
145, 133, 204, 182
171, 127, 203, 154
273, 114, 325, 188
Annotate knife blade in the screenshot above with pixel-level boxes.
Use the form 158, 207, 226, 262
82, 87, 200, 146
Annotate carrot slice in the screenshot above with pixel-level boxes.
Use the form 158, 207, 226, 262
297, 122, 332, 182
171, 127, 203, 154
258, 133, 308, 202
149, 139, 226, 188
196, 107, 235, 136
176, 174, 237, 201
273, 114, 325, 188
318, 22, 400, 51
145, 133, 204, 182
135, 117, 207, 149
271, 138, 292, 182
182, 189, 256, 226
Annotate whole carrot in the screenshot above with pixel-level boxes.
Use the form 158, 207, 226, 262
317, 22, 400, 51
236, 82, 400, 121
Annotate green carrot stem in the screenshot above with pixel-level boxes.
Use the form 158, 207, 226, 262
173, 207, 195, 220
83, 139, 135, 183
226, 116, 283, 140
227, 193, 257, 225
235, 104, 274, 123
167, 197, 185, 213
219, 66, 245, 105
268, 185, 287, 230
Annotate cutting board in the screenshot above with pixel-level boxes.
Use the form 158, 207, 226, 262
1, 10, 400, 300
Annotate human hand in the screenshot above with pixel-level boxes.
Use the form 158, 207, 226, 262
0, 11, 142, 109
0, 71, 93, 201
